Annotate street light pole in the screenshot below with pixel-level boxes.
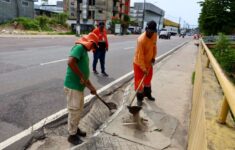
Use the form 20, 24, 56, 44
142, 0, 145, 30
76, 0, 81, 35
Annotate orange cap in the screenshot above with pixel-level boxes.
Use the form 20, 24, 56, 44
75, 33, 98, 50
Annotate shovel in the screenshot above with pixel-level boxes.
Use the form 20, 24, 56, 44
83, 81, 117, 111
95, 93, 117, 111
127, 73, 146, 115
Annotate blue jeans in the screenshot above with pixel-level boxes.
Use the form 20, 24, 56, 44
92, 48, 106, 73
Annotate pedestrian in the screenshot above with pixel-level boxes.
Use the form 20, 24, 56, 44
133, 20, 157, 106
92, 21, 109, 77
64, 33, 99, 145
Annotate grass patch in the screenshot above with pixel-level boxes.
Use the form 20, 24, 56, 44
192, 71, 195, 85
1, 13, 70, 32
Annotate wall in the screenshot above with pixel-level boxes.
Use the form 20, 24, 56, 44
0, 0, 34, 23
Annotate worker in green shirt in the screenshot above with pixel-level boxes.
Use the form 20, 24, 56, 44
64, 33, 99, 145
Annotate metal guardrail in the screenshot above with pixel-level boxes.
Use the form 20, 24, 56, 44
201, 39, 235, 124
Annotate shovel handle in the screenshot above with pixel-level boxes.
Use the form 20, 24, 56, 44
129, 73, 146, 106
95, 93, 111, 109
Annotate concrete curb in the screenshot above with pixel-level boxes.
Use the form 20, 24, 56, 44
0, 41, 189, 150
0, 34, 115, 39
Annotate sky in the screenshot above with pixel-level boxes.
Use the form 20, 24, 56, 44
131, 0, 201, 27
35, 0, 201, 27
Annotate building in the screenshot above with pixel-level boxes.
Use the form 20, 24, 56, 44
35, 1, 63, 16
130, 2, 164, 31
113, 0, 130, 20
63, 0, 131, 32
63, 0, 113, 31
0, 0, 34, 23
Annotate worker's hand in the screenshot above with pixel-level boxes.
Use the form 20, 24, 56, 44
89, 86, 97, 95
143, 70, 148, 75
151, 58, 155, 64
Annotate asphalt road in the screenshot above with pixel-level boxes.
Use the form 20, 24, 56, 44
0, 35, 191, 142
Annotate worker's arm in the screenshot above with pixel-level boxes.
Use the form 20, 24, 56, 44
136, 40, 147, 74
67, 57, 96, 94
152, 34, 157, 64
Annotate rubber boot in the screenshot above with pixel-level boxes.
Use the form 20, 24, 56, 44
68, 134, 83, 145
76, 128, 86, 137
136, 92, 144, 106
144, 87, 155, 101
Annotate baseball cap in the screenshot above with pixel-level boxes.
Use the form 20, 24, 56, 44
146, 20, 157, 32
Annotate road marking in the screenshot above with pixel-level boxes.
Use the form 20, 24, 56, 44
124, 47, 134, 50
40, 58, 67, 66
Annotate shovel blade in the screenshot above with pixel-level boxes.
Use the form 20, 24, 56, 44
127, 106, 142, 115
106, 102, 117, 110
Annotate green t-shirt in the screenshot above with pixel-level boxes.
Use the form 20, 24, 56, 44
64, 44, 89, 91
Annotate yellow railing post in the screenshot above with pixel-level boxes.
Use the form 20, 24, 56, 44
217, 96, 229, 124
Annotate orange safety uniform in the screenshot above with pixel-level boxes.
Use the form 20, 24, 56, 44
92, 27, 109, 49
133, 32, 157, 91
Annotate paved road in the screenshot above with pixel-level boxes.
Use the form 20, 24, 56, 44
0, 35, 191, 142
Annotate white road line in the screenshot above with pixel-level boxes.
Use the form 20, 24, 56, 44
40, 58, 67, 66
124, 47, 134, 50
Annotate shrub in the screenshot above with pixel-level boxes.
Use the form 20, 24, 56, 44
14, 17, 40, 30
212, 33, 235, 77
51, 13, 68, 25
36, 16, 51, 31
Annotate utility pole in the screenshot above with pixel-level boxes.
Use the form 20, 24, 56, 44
76, 0, 81, 35
178, 17, 181, 34
158, 10, 162, 32
142, 0, 146, 30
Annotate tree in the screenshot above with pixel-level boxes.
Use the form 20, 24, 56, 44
121, 14, 130, 34
198, 0, 235, 35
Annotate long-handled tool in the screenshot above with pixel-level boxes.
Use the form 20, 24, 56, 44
95, 93, 117, 111
83, 81, 117, 111
127, 73, 146, 115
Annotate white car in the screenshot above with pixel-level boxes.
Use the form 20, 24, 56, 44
159, 28, 171, 39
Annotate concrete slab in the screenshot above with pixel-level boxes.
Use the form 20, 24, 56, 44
103, 41, 197, 150
104, 107, 171, 149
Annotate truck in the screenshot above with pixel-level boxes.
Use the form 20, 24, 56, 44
165, 26, 178, 36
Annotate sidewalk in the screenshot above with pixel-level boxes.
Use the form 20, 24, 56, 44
71, 41, 198, 150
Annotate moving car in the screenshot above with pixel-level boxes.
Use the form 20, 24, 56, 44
159, 28, 171, 39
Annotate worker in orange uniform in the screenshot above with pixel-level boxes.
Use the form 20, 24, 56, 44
133, 20, 157, 106
92, 22, 109, 77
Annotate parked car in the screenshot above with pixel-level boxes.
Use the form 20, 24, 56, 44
159, 28, 171, 39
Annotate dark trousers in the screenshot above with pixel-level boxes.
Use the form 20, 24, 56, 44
93, 48, 106, 73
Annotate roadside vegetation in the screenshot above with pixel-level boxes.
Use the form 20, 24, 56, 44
0, 13, 73, 34
211, 33, 235, 83
199, 0, 235, 84
199, 0, 235, 35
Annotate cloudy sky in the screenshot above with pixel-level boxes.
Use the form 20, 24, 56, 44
36, 0, 201, 27
131, 0, 201, 27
